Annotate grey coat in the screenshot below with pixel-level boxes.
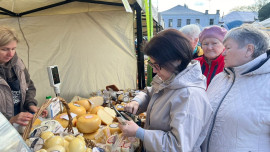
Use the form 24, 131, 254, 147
0, 54, 37, 120
133, 61, 213, 152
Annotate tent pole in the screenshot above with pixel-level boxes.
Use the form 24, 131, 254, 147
134, 3, 145, 90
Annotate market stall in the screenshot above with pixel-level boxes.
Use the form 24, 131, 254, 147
0, 0, 138, 103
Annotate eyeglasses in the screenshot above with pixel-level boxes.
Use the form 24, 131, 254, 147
147, 60, 161, 70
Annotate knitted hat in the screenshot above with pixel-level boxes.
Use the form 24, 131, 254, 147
199, 25, 227, 43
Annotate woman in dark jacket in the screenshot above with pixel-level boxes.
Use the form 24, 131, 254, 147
0, 26, 46, 126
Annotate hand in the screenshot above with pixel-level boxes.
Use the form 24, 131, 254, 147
124, 101, 139, 114
9, 112, 33, 126
29, 105, 48, 118
119, 121, 139, 137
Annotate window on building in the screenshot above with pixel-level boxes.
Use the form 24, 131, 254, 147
196, 19, 200, 24
209, 19, 214, 25
169, 19, 173, 27
186, 19, 191, 25
177, 19, 182, 27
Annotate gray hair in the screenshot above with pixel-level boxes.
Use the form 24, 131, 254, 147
179, 24, 201, 40
223, 24, 270, 58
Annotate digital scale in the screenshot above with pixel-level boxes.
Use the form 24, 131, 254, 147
47, 65, 61, 96
47, 65, 62, 119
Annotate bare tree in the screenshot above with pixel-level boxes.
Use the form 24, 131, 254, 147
230, 0, 270, 12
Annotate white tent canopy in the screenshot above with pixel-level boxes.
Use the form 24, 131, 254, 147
0, 0, 138, 104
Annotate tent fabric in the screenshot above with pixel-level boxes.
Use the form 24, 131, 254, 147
0, 11, 136, 104
0, 0, 136, 18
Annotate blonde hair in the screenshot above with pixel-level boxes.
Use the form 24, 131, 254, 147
0, 26, 19, 47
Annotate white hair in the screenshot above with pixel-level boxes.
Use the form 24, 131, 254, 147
179, 24, 201, 40
223, 24, 270, 58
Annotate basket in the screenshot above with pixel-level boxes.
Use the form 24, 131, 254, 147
22, 97, 74, 140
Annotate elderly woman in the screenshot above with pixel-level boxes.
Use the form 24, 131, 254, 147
195, 25, 227, 87
0, 26, 46, 126
119, 29, 212, 152
201, 25, 270, 151
179, 24, 204, 59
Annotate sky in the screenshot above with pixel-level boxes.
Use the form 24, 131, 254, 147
152, 0, 256, 15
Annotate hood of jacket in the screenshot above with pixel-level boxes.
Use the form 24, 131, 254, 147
151, 60, 207, 91
225, 52, 270, 76
0, 53, 19, 81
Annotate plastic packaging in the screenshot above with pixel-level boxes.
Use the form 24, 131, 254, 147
0, 112, 31, 152
46, 96, 62, 119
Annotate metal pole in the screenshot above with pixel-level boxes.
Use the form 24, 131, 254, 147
135, 3, 145, 89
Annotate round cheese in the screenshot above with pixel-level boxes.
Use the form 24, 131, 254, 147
36, 149, 47, 152
108, 123, 121, 134
46, 145, 65, 152
83, 130, 99, 140
63, 139, 69, 150
64, 134, 75, 142
118, 94, 124, 101
90, 106, 104, 114
68, 138, 86, 152
115, 104, 124, 111
44, 136, 64, 149
40, 131, 54, 141
54, 113, 77, 128
67, 103, 86, 118
76, 114, 101, 133
86, 148, 92, 152
75, 99, 91, 111
33, 118, 42, 127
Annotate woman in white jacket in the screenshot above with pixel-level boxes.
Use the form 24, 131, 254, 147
119, 29, 213, 152
202, 25, 270, 152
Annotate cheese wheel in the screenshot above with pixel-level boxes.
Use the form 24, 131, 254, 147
46, 145, 65, 152
44, 136, 64, 149
89, 96, 104, 109
118, 94, 124, 101
76, 114, 101, 133
54, 113, 77, 128
90, 106, 104, 114
64, 134, 75, 142
83, 126, 107, 143
63, 139, 69, 150
97, 109, 113, 125
76, 135, 85, 142
115, 104, 124, 111
66, 103, 86, 118
36, 149, 47, 152
75, 99, 91, 111
108, 123, 121, 134
68, 138, 86, 152
83, 130, 99, 140
104, 107, 116, 118
40, 131, 54, 141
33, 118, 42, 127
121, 102, 127, 106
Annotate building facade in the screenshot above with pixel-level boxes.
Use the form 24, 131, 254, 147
160, 5, 220, 29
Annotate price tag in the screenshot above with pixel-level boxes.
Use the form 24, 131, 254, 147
61, 113, 77, 120
122, 0, 133, 13
49, 100, 61, 118
88, 99, 94, 105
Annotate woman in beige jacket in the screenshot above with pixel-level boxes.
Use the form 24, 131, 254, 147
119, 29, 213, 152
